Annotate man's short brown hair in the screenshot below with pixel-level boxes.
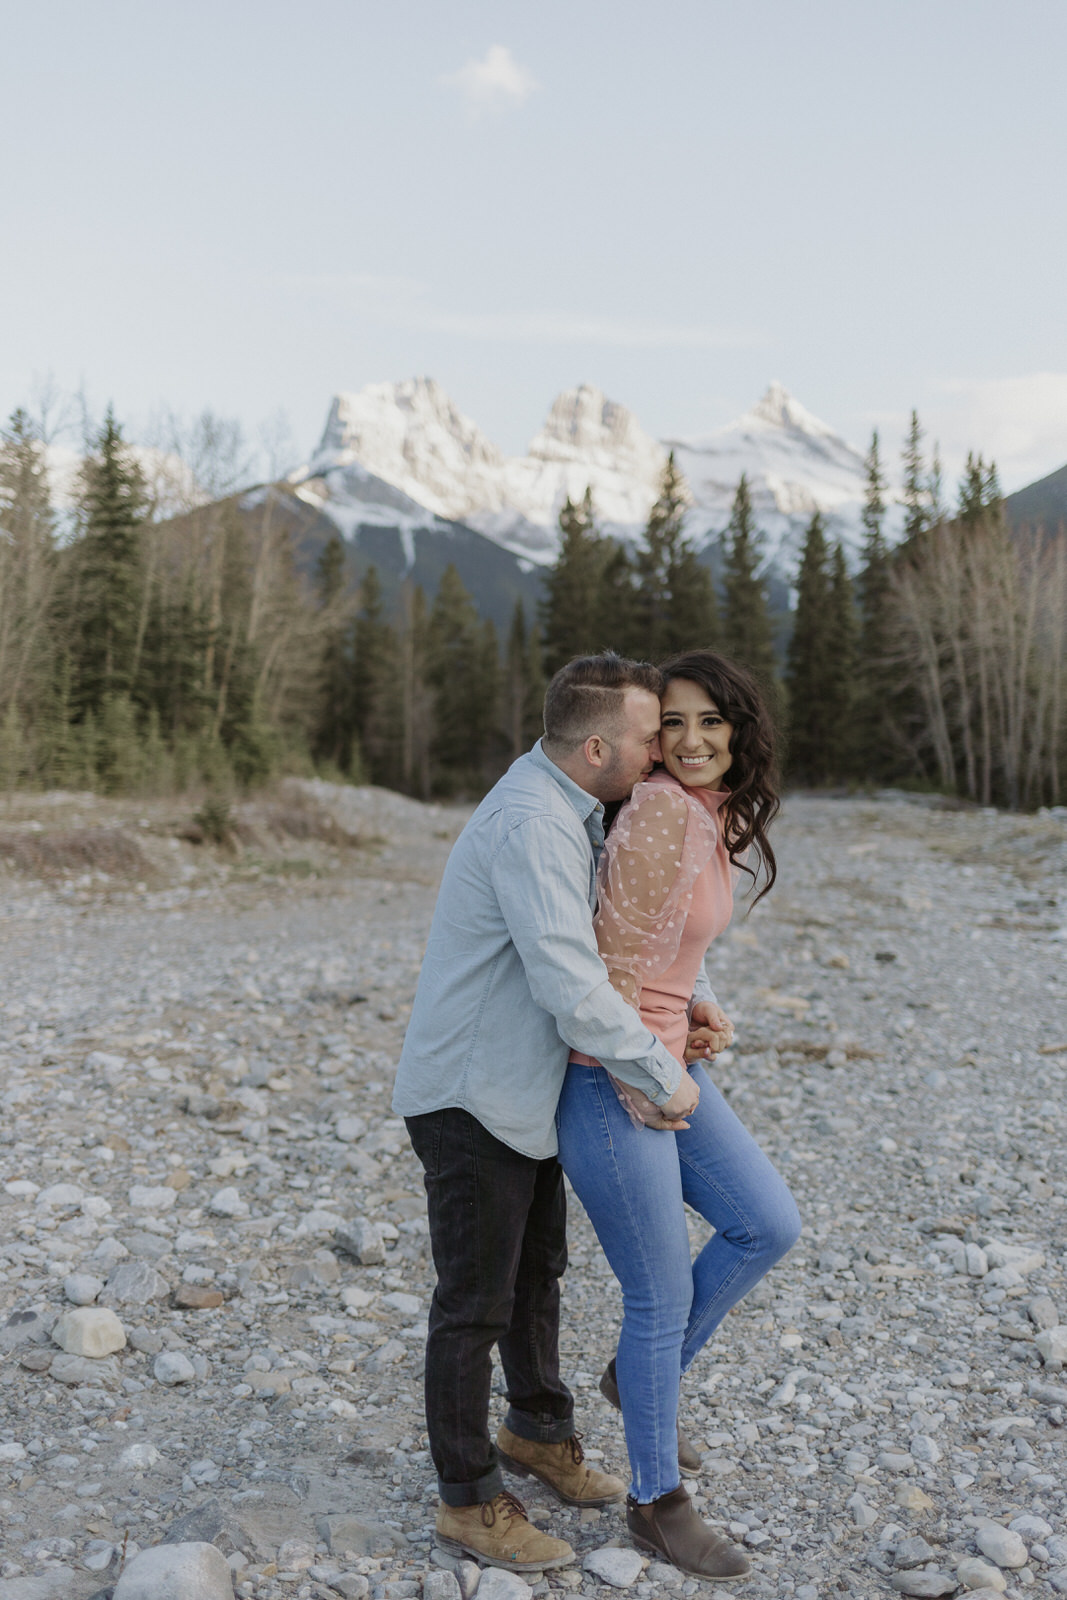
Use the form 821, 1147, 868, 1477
542, 652, 663, 754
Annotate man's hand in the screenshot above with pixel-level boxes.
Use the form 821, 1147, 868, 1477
686, 1001, 734, 1062
656, 1070, 699, 1128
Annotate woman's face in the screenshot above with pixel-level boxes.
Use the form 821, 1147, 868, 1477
658, 678, 733, 791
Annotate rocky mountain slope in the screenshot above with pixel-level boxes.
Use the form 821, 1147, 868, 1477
291, 378, 874, 573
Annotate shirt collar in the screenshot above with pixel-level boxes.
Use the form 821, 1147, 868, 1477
529, 739, 604, 826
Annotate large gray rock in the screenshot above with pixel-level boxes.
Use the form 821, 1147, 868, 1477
51, 1306, 126, 1357
583, 1547, 645, 1587
49, 1352, 120, 1385
895, 1537, 938, 1568
889, 1573, 958, 1597
154, 1350, 196, 1385
0, 1567, 82, 1598
956, 1557, 1006, 1592
975, 1524, 1028, 1568
101, 1260, 170, 1306
112, 1540, 234, 1599
1036, 1326, 1067, 1364
333, 1218, 386, 1265
0, 1308, 55, 1350
315, 1514, 406, 1556
423, 1572, 462, 1600
476, 1572, 534, 1600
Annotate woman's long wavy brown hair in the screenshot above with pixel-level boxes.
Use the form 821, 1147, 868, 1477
659, 649, 780, 904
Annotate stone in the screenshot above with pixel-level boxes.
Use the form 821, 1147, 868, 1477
153, 1350, 196, 1385
1008, 1515, 1053, 1540
50, 1352, 120, 1384
889, 1573, 958, 1597
315, 1514, 406, 1556
51, 1306, 126, 1357
1028, 1295, 1059, 1330
583, 1547, 644, 1587
208, 1185, 249, 1217
983, 1241, 1044, 1274
965, 1243, 988, 1276
877, 1450, 915, 1473
847, 1493, 878, 1529
895, 1536, 938, 1568
63, 1272, 104, 1305
430, 1553, 481, 1599
0, 1309, 54, 1349
0, 1568, 82, 1598
35, 1182, 84, 1210
956, 1558, 1007, 1592
1035, 1326, 1067, 1364
171, 1284, 224, 1309
128, 1184, 177, 1211
112, 1540, 234, 1599
910, 1433, 942, 1464
1049, 1571, 1067, 1597
333, 1218, 386, 1265
975, 1524, 1028, 1569
119, 1441, 162, 1471
477, 1571, 535, 1600
895, 1486, 936, 1513
330, 1579, 371, 1600
423, 1573, 462, 1600
101, 1260, 170, 1306
333, 1114, 367, 1142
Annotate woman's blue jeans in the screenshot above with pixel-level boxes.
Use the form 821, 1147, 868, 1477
556, 1061, 801, 1501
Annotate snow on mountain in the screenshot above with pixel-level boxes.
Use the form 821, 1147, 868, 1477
292, 376, 873, 572
668, 381, 871, 567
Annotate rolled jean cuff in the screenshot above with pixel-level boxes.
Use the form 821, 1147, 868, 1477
438, 1463, 504, 1507
503, 1405, 575, 1445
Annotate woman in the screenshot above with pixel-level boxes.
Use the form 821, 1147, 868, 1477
556, 650, 801, 1582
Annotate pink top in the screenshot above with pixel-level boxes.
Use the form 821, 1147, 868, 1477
573, 770, 735, 1068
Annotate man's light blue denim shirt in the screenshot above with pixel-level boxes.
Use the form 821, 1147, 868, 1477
392, 741, 711, 1159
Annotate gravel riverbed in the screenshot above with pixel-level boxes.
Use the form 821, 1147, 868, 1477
0, 786, 1065, 1600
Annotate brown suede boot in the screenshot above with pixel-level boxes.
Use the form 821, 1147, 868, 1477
496, 1424, 625, 1506
599, 1359, 703, 1477
435, 1491, 575, 1570
627, 1486, 751, 1581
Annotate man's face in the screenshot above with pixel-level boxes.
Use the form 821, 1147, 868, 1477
597, 689, 662, 801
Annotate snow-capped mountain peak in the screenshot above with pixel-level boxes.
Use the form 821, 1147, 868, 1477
293, 376, 874, 572
745, 380, 841, 442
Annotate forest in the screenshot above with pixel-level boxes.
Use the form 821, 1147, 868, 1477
0, 404, 1064, 810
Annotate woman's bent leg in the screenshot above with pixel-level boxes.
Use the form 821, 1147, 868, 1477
556, 1064, 691, 1502
674, 1065, 801, 1374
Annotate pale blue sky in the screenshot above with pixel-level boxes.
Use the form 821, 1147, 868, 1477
3, 0, 1066, 489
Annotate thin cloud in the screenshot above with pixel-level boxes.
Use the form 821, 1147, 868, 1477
930, 373, 1067, 493
440, 45, 538, 117
281, 272, 764, 353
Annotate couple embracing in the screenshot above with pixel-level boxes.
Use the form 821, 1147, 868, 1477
392, 650, 801, 1582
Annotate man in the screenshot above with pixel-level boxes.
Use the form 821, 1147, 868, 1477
393, 654, 706, 1571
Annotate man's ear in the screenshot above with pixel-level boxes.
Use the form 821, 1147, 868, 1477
583, 733, 607, 769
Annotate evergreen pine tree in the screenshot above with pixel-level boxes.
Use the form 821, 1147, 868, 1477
68, 409, 147, 718
633, 453, 715, 659
352, 564, 399, 787
0, 409, 57, 747
785, 511, 834, 783
540, 489, 609, 673
958, 451, 987, 525
854, 430, 896, 778
312, 533, 353, 772
426, 564, 491, 793
825, 542, 858, 781
901, 409, 927, 544
596, 542, 640, 659
505, 600, 546, 758
720, 474, 777, 690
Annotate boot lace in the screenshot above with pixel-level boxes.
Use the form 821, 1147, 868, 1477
485, 1490, 529, 1528
565, 1433, 587, 1466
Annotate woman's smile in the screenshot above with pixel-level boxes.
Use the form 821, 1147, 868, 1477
658, 679, 734, 790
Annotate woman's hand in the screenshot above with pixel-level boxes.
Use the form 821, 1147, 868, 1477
656, 1071, 699, 1128
686, 1001, 734, 1061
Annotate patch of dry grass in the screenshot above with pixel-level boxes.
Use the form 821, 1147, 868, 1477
0, 827, 149, 879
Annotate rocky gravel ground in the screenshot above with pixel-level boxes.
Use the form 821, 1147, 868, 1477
0, 784, 1065, 1600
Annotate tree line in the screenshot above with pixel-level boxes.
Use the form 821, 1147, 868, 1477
1, 403, 1064, 808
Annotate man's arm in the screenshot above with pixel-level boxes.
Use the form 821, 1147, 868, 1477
489, 814, 683, 1104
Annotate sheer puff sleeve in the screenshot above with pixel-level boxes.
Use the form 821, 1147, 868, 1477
593, 781, 720, 1010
